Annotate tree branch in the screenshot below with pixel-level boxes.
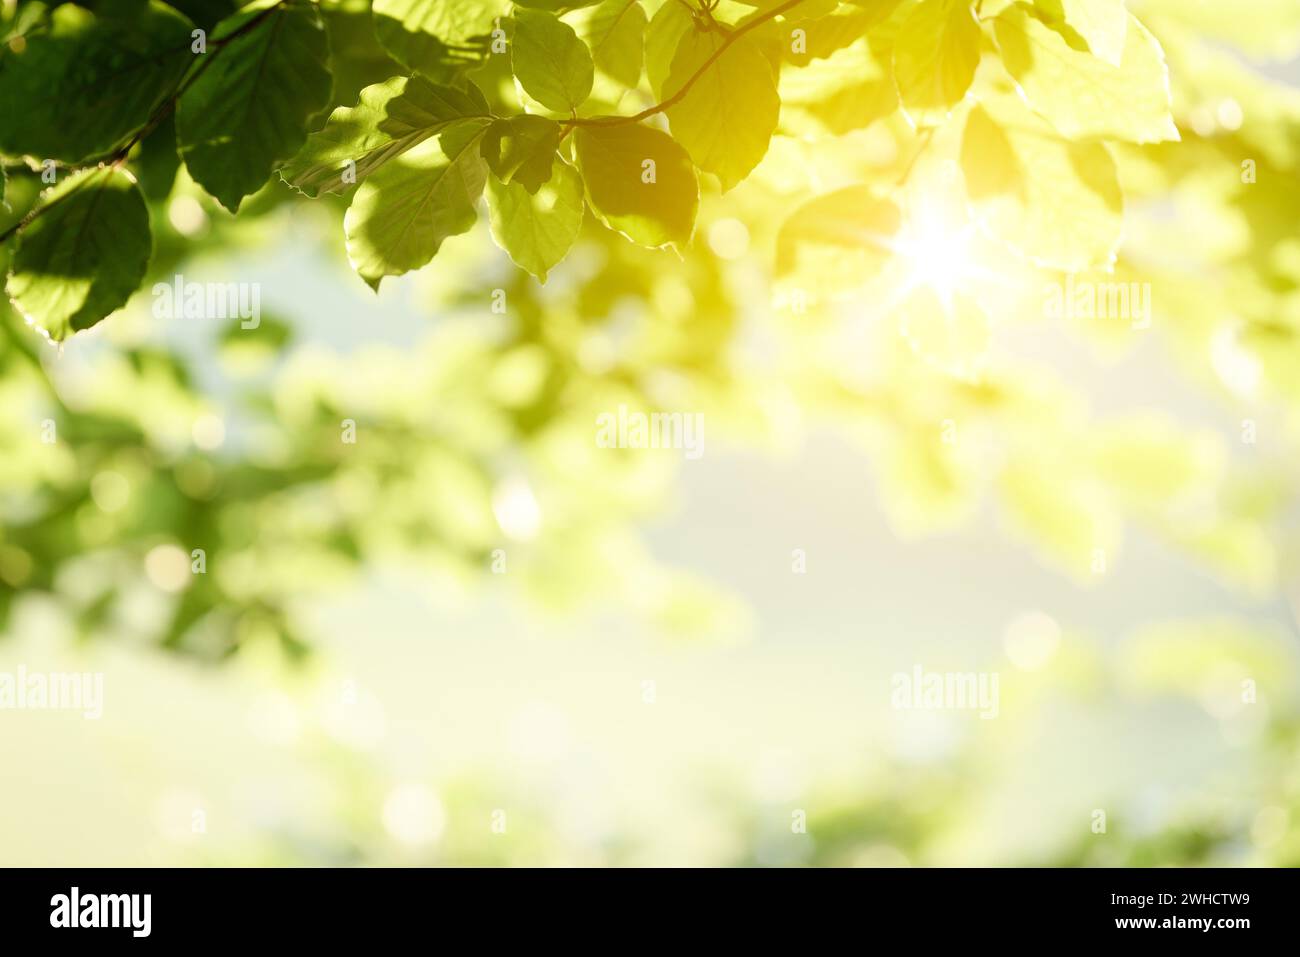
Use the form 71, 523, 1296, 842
0, 0, 289, 245
565, 0, 810, 130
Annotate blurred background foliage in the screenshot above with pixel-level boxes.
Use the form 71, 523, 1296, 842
1, 0, 1300, 865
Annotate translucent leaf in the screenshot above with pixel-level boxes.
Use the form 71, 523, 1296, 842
892, 0, 980, 127
961, 96, 1123, 271
317, 0, 405, 110
281, 75, 490, 197
511, 8, 594, 114
371, 0, 504, 77
779, 39, 897, 135
644, 0, 693, 98
563, 0, 647, 89
781, 3, 902, 66
665, 29, 779, 192
993, 4, 1179, 143
343, 118, 491, 289
486, 157, 584, 280
1051, 0, 1128, 67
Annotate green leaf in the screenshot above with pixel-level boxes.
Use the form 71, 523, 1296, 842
480, 114, 562, 194
177, 0, 333, 212
960, 96, 1123, 271
511, 8, 595, 114
343, 118, 491, 290
0, 0, 194, 162
281, 75, 490, 197
665, 29, 779, 192
573, 122, 698, 248
318, 0, 407, 109
644, 0, 693, 98
136, 113, 182, 202
563, 0, 647, 88
993, 3, 1179, 143
486, 156, 584, 280
372, 0, 504, 78
891, 0, 980, 127
6, 166, 151, 341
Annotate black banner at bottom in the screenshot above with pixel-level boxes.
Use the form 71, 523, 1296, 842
0, 867, 1289, 943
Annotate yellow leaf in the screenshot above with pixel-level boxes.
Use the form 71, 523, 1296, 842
1053, 0, 1128, 67
664, 30, 779, 192
574, 122, 699, 248
993, 4, 1179, 143
961, 95, 1123, 271
892, 0, 980, 127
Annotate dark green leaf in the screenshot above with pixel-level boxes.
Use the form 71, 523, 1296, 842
0, 0, 194, 162
6, 166, 152, 341
480, 114, 561, 194
176, 0, 333, 212
136, 113, 182, 202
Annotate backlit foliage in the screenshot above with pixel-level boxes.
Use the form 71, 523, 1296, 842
1, 3, 1299, 865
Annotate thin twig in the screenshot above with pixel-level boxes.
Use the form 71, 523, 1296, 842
565, 0, 809, 130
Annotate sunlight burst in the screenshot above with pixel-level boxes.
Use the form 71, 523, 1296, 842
894, 206, 981, 305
